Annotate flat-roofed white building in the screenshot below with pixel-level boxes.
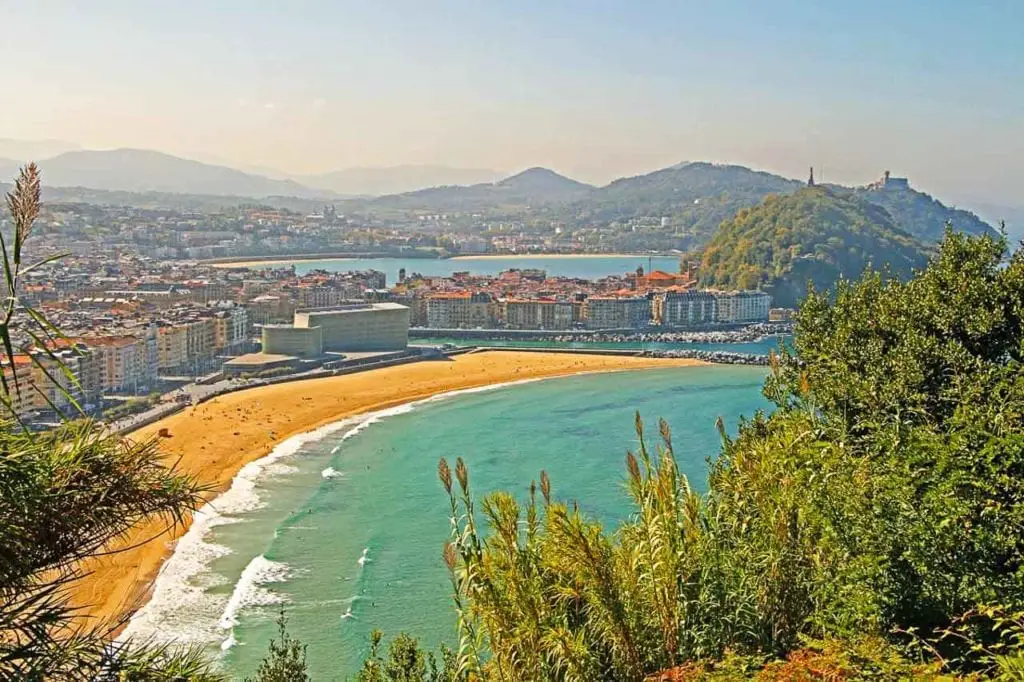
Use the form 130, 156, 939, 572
293, 302, 410, 352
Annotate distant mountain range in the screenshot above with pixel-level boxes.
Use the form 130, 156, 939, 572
351, 166, 594, 211
361, 160, 995, 248
0, 138, 81, 162
296, 165, 502, 196
0, 149, 335, 199
0, 145, 1007, 248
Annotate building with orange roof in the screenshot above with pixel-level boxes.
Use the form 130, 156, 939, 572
82, 331, 157, 393
637, 269, 692, 289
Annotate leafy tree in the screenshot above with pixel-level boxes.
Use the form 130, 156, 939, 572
247, 610, 310, 682
411, 229, 1024, 679
355, 629, 454, 682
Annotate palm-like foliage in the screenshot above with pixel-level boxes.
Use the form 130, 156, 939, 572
425, 230, 1024, 680
0, 166, 222, 680
439, 411, 821, 682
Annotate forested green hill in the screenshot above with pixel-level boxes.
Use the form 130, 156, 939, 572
699, 186, 929, 306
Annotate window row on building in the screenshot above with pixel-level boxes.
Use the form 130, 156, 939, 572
417, 290, 772, 330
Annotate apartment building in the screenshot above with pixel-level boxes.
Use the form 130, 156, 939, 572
213, 306, 250, 353
503, 299, 575, 330
156, 323, 188, 371
713, 291, 772, 324
248, 295, 294, 325
86, 336, 140, 393
184, 317, 216, 364
75, 330, 158, 394
2, 355, 38, 415
584, 296, 651, 329
3, 346, 95, 415
296, 285, 345, 309
426, 292, 496, 329
659, 290, 718, 328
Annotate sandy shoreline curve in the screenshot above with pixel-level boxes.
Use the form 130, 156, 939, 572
71, 351, 706, 630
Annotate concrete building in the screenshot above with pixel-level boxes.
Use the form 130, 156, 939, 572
426, 292, 495, 329
584, 296, 651, 329
713, 291, 772, 324
659, 291, 718, 328
2, 355, 38, 416
248, 295, 294, 325
213, 306, 250, 353
503, 299, 575, 330
156, 323, 188, 371
86, 336, 143, 393
184, 317, 216, 364
293, 302, 410, 352
4, 347, 94, 415
261, 324, 323, 359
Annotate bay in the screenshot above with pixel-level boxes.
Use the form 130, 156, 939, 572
128, 365, 770, 679
281, 254, 682, 282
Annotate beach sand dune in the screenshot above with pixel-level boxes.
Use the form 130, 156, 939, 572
71, 351, 705, 629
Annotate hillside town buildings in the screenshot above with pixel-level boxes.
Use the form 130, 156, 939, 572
1, 193, 777, 418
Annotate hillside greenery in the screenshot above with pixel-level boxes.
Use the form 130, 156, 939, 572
698, 186, 929, 306
354, 163, 995, 254
571, 162, 802, 247
296, 229, 1024, 680
856, 184, 995, 242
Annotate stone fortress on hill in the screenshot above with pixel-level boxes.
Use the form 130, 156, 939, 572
866, 170, 910, 191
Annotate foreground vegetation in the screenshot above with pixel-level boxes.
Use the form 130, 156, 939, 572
306, 228, 1023, 681
0, 166, 222, 680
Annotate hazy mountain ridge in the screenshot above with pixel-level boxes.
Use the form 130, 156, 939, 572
0, 145, 1004, 247
297, 164, 503, 196
699, 186, 931, 306
27, 149, 338, 199
0, 138, 81, 162
852, 185, 997, 241
354, 166, 594, 210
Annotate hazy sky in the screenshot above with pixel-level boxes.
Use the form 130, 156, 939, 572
3, 0, 1022, 204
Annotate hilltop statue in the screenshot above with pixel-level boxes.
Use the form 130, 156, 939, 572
808, 166, 815, 187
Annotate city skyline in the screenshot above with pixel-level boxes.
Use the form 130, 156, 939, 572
3, 0, 1022, 207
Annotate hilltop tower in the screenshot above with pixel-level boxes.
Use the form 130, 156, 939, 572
808, 166, 815, 187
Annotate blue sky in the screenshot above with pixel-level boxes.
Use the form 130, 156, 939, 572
3, 0, 1022, 206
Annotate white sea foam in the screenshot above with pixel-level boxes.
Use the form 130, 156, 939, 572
219, 555, 291, 630
321, 466, 344, 479
220, 631, 237, 651
119, 375, 555, 651
118, 417, 359, 648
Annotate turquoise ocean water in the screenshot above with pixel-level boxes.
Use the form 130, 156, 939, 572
285, 254, 681, 282
121, 365, 770, 679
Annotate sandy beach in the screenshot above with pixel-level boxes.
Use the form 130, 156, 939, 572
71, 351, 705, 629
